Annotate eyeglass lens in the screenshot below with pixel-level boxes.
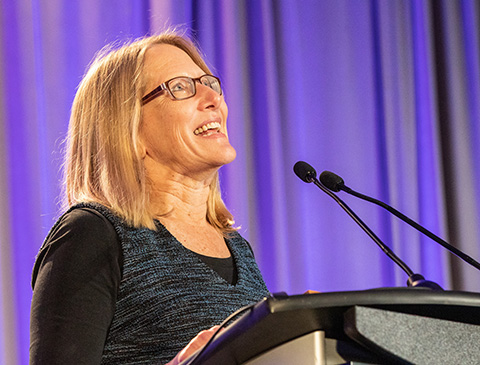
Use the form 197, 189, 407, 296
167, 75, 221, 100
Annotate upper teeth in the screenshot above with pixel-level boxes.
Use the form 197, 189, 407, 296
194, 122, 221, 135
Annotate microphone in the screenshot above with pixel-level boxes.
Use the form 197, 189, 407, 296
293, 161, 442, 290
320, 170, 480, 272
293, 161, 317, 183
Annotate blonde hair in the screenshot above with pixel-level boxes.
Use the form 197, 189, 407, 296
64, 31, 235, 233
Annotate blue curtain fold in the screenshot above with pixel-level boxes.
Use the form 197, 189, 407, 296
1, 0, 479, 363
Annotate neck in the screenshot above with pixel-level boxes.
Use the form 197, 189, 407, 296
146, 163, 216, 224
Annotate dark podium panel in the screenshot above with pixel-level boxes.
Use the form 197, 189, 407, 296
186, 288, 480, 364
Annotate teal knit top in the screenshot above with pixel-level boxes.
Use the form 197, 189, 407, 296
30, 203, 269, 364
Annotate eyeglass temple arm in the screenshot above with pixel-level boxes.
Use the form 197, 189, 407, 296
141, 85, 167, 105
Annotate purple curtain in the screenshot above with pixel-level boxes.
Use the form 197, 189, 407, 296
1, 0, 479, 363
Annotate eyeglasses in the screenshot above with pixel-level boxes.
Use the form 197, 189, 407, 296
141, 74, 222, 105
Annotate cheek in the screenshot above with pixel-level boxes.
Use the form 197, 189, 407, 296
139, 115, 165, 155
139, 116, 188, 159
141, 106, 171, 140
140, 100, 200, 154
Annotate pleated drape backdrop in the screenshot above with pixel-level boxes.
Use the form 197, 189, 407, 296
1, 0, 479, 363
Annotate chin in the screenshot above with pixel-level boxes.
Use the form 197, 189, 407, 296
210, 151, 236, 170
222, 146, 237, 165
204, 145, 236, 169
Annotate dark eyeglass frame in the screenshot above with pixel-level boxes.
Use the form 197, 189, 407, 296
141, 74, 222, 105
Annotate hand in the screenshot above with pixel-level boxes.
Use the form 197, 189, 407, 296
166, 325, 220, 365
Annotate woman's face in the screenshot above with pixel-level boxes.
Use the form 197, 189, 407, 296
140, 44, 236, 180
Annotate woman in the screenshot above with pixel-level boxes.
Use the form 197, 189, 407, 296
30, 31, 269, 364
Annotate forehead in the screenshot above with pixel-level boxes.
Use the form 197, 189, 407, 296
143, 44, 204, 86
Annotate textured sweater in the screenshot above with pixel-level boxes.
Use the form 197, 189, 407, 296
30, 203, 269, 364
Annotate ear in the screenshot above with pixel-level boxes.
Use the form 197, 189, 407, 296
137, 139, 147, 159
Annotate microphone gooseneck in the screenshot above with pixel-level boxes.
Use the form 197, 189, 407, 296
320, 170, 480, 272
294, 161, 422, 285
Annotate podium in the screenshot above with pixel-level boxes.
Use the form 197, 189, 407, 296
186, 288, 480, 364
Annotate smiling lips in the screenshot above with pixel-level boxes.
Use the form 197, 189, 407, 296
194, 121, 222, 136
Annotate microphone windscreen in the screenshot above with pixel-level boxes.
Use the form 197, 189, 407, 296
294, 161, 317, 183
319, 171, 344, 192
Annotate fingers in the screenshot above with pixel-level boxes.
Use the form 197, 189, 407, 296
175, 325, 221, 363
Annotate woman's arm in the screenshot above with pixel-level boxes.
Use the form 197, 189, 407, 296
30, 208, 122, 364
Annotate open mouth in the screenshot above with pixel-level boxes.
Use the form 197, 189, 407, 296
194, 121, 222, 136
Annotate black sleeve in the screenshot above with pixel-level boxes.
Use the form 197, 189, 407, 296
30, 208, 122, 365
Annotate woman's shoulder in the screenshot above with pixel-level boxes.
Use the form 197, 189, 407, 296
51, 207, 118, 242
32, 207, 121, 289
226, 231, 255, 257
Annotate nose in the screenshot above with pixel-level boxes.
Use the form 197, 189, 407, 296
197, 82, 222, 110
